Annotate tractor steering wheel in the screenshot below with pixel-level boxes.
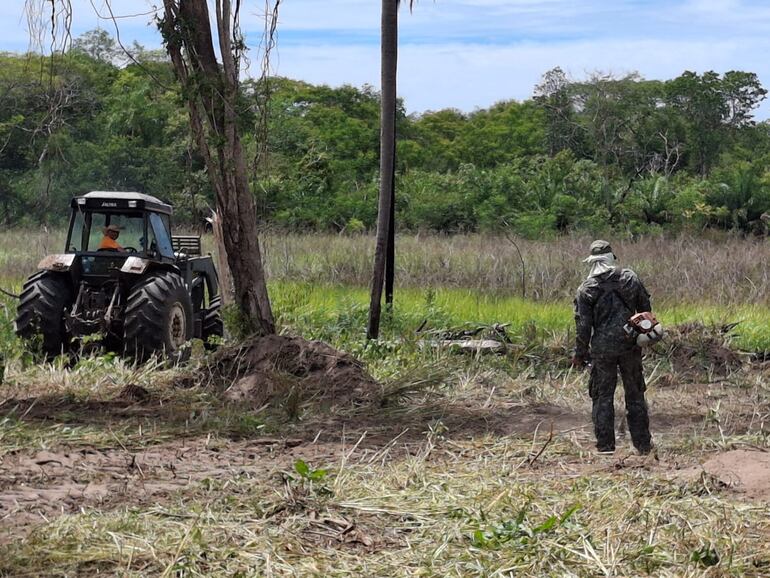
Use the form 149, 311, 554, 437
124, 246, 138, 253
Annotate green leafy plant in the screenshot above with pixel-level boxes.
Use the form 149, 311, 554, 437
471, 503, 581, 549
294, 459, 329, 482
288, 459, 333, 498
690, 544, 720, 567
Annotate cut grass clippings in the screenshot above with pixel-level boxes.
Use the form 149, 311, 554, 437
2, 432, 770, 576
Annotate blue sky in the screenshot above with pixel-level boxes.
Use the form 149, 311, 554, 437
4, 0, 770, 118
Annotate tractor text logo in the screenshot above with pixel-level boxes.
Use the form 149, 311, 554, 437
101, 202, 118, 207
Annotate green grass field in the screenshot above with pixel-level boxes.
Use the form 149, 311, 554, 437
2, 228, 769, 356
270, 281, 770, 352
3, 278, 768, 357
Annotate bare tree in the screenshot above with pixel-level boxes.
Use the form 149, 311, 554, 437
160, 0, 275, 334
534, 67, 581, 156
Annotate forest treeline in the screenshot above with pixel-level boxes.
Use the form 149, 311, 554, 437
2, 30, 770, 236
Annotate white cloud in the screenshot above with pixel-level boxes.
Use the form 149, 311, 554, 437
3, 0, 770, 118
263, 0, 378, 31
275, 36, 770, 117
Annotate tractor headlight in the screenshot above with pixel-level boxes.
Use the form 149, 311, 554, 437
76, 198, 86, 205
128, 200, 138, 208
121, 256, 149, 274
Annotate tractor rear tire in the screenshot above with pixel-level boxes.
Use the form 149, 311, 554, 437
15, 271, 72, 359
202, 295, 224, 348
124, 271, 193, 362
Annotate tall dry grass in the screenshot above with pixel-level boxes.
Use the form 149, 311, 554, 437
1, 228, 768, 306
0, 227, 64, 285
263, 231, 770, 306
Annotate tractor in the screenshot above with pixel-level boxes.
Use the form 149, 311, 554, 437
15, 191, 223, 360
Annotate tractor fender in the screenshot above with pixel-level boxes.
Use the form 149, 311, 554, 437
38, 254, 76, 273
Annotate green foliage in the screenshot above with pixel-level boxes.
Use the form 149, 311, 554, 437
666, 70, 766, 176
0, 296, 26, 367
289, 459, 332, 497
3, 32, 770, 236
268, 281, 770, 354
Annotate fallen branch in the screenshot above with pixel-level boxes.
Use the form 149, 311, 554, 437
0, 287, 19, 299
501, 220, 527, 298
528, 422, 554, 467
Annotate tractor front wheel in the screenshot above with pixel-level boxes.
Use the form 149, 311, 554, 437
15, 271, 72, 359
124, 271, 193, 362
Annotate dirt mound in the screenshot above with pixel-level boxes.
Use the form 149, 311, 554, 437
678, 450, 770, 500
207, 334, 380, 409
663, 322, 743, 376
702, 450, 770, 499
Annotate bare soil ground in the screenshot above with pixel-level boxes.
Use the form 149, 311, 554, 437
1, 335, 769, 575
0, 373, 761, 542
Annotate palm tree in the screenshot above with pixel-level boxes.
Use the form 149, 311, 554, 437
367, 0, 408, 340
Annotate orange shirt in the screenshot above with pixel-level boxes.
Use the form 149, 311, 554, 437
98, 236, 123, 250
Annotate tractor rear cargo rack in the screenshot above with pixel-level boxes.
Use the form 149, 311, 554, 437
172, 235, 202, 256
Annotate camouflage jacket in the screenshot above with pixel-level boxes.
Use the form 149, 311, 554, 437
574, 268, 652, 358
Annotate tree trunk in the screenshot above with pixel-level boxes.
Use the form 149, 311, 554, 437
367, 0, 398, 340
385, 162, 395, 307
161, 0, 275, 335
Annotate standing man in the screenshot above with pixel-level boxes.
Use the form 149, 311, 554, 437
572, 240, 653, 455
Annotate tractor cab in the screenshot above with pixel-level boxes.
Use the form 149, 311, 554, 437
67, 191, 176, 263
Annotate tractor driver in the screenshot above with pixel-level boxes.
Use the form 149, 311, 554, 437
98, 224, 125, 251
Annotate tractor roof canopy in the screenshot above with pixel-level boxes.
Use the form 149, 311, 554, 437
71, 191, 173, 215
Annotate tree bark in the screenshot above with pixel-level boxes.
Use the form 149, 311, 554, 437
367, 0, 398, 339
385, 157, 395, 307
161, 0, 275, 335
211, 211, 234, 306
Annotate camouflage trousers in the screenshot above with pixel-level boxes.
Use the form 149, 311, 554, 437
588, 350, 652, 452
